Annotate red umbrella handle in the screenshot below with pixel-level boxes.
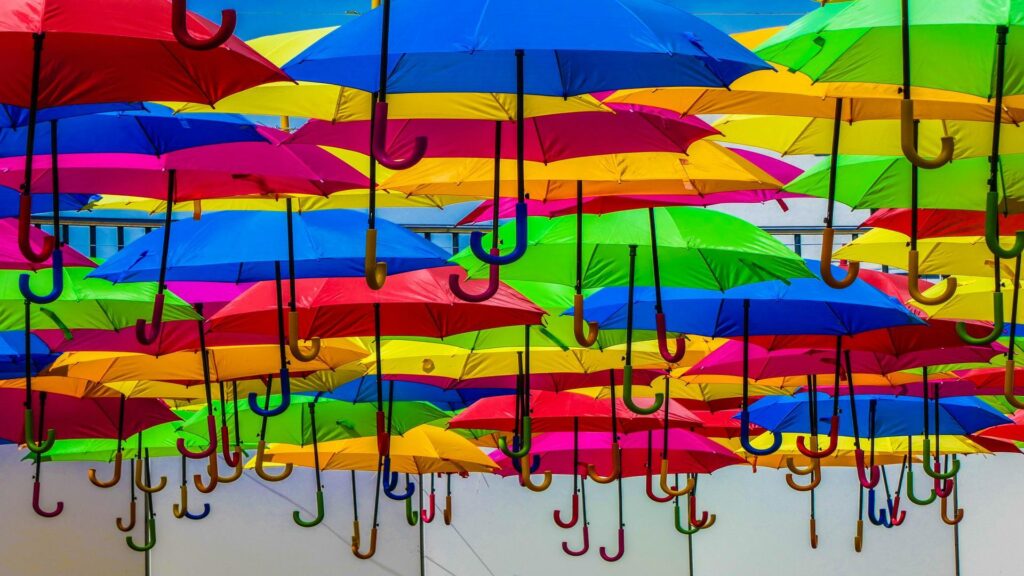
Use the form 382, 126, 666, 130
171, 0, 236, 51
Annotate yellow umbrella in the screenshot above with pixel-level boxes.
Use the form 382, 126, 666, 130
605, 27, 1023, 122
913, 276, 1024, 324
0, 376, 119, 398
377, 142, 780, 201
45, 339, 369, 383
161, 27, 607, 121
570, 379, 793, 405
728, 434, 988, 469
835, 229, 1016, 278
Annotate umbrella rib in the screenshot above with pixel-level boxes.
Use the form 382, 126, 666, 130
156, 42, 217, 107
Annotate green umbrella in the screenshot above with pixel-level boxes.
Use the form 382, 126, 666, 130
39, 419, 206, 462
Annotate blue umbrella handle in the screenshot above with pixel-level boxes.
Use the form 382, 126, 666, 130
247, 369, 291, 417
739, 410, 781, 456
470, 201, 528, 265
19, 248, 63, 304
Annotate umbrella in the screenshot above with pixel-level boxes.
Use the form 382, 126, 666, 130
0, 186, 89, 216
0, 331, 55, 378
834, 229, 1017, 279
865, 208, 1024, 238
0, 218, 93, 270
301, 377, 510, 412
573, 381, 794, 413
733, 434, 985, 468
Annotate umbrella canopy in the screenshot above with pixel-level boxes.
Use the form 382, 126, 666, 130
181, 396, 448, 448
573, 381, 794, 413
301, 377, 510, 412
207, 266, 545, 340
0, 219, 93, 270
0, 0, 287, 107
834, 229, 1017, 278
746, 393, 1010, 438
864, 208, 1024, 238
90, 210, 449, 283
733, 434, 985, 468
0, 186, 89, 216
448, 390, 701, 434
451, 208, 811, 290
573, 259, 922, 337
283, 0, 768, 95
975, 409, 1024, 443
0, 331, 55, 378
913, 276, 1024, 323
490, 429, 744, 477
39, 419, 207, 462
261, 425, 497, 474
0, 389, 177, 444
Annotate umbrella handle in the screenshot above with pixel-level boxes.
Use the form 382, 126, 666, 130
125, 516, 157, 552
940, 495, 964, 526
23, 408, 56, 455
1006, 360, 1024, 409
178, 414, 218, 459
819, 229, 860, 289
785, 456, 816, 476
645, 464, 673, 503
254, 439, 293, 482
193, 454, 219, 494
443, 494, 453, 525
172, 484, 188, 519
900, 100, 954, 169
955, 292, 1004, 345
470, 201, 528, 265
688, 492, 715, 530
598, 527, 625, 563
562, 525, 590, 556
294, 489, 326, 528
116, 500, 137, 532
587, 442, 620, 484
184, 502, 211, 521
405, 493, 419, 526
382, 457, 415, 501
133, 459, 167, 494
17, 195, 54, 263
933, 475, 954, 499
511, 453, 540, 475
448, 253, 499, 302
986, 189, 1024, 258
785, 460, 821, 492
867, 489, 891, 528
921, 439, 960, 480
674, 497, 701, 535
622, 365, 662, 415
740, 410, 781, 456
907, 250, 957, 304
351, 525, 378, 560
854, 448, 881, 489
520, 457, 552, 493
795, 416, 840, 459
572, 294, 599, 347
421, 492, 436, 524
888, 496, 907, 526
287, 311, 321, 362
32, 480, 63, 518
170, 0, 236, 51
853, 519, 863, 552
364, 228, 387, 290
906, 462, 938, 506
497, 416, 532, 459
216, 448, 245, 484
372, 101, 427, 170
553, 492, 579, 529
247, 370, 291, 417
135, 293, 165, 346
659, 460, 695, 497
220, 426, 241, 468
809, 518, 818, 549
19, 249, 63, 304
88, 450, 123, 488
655, 313, 685, 363
376, 410, 390, 457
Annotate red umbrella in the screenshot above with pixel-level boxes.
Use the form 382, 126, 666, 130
207, 266, 546, 340
395, 369, 667, 392
974, 410, 1024, 443
863, 208, 1024, 238
747, 318, 987, 357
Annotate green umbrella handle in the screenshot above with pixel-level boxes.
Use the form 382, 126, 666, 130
23, 408, 55, 454
622, 365, 663, 415
955, 292, 1003, 345
819, 229, 860, 289
288, 311, 321, 362
987, 192, 1024, 259
1005, 359, 1024, 409
170, 0, 236, 51
405, 493, 419, 526
907, 250, 957, 304
921, 438, 960, 480
900, 100, 954, 169
497, 416, 532, 459
294, 489, 326, 528
674, 496, 700, 535
906, 462, 937, 506
125, 517, 157, 552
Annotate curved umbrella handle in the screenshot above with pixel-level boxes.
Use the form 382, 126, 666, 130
900, 100, 954, 169
32, 480, 63, 518
907, 250, 957, 304
819, 229, 860, 289
17, 195, 54, 263
172, 484, 189, 519
351, 524, 378, 560
470, 201, 528, 265
376, 410, 389, 457
572, 294, 599, 347
1004, 359, 1024, 409
405, 494, 419, 526
135, 293, 166, 346
449, 254, 499, 303
365, 229, 387, 290
795, 416, 839, 459
955, 292, 1004, 345
88, 450, 123, 488
655, 313, 685, 363
785, 461, 821, 492
940, 496, 964, 526
853, 519, 863, 552
854, 448, 880, 489
133, 459, 167, 494
688, 493, 716, 530
645, 464, 673, 503
125, 517, 157, 552
382, 457, 415, 501
220, 426, 241, 468
497, 416, 533, 459
178, 414, 217, 459
23, 408, 56, 455
372, 101, 426, 170
216, 448, 244, 483
740, 410, 781, 456
247, 369, 291, 418
659, 460, 695, 498
622, 365, 662, 415
888, 496, 906, 526
116, 500, 137, 532
809, 518, 819, 549
553, 493, 579, 529
587, 442, 620, 484
422, 492, 436, 524
193, 454, 219, 494
562, 525, 590, 557
598, 527, 625, 563
933, 475, 954, 499
867, 489, 891, 528
906, 463, 937, 506
294, 489, 326, 528
254, 440, 293, 482
19, 249, 63, 304
171, 0, 236, 51
184, 502, 211, 521
287, 311, 321, 362
785, 457, 816, 476
986, 189, 1024, 259
674, 498, 701, 535
511, 453, 540, 475
443, 494, 452, 525
921, 438, 960, 480
520, 457, 552, 493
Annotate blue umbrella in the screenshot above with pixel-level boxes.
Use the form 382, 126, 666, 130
299, 376, 510, 411
286, 0, 770, 297
0, 331, 57, 378
0, 187, 91, 216
0, 102, 143, 129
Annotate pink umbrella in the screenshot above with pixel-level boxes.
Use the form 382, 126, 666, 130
457, 148, 800, 223
0, 218, 93, 270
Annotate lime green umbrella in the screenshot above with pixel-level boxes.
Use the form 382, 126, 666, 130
39, 419, 205, 463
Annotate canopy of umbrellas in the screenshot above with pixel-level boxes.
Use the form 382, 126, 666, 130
1, 0, 1023, 566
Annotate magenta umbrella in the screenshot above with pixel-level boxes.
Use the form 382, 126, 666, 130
0, 218, 93, 270
457, 148, 800, 223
